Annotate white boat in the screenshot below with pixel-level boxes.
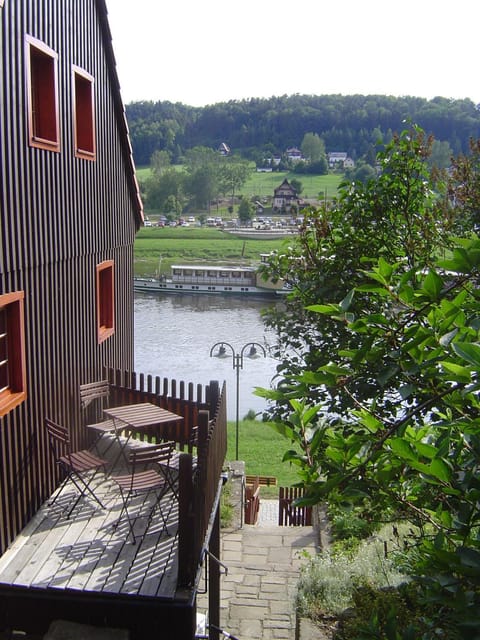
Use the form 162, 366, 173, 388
134, 261, 288, 297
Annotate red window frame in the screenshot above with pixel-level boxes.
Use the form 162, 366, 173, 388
96, 261, 115, 343
73, 65, 96, 160
26, 35, 60, 152
0, 292, 27, 418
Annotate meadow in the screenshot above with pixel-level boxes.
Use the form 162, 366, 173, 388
136, 164, 343, 203
134, 227, 289, 276
226, 419, 299, 495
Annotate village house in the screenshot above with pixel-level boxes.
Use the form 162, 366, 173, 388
273, 178, 299, 212
285, 147, 304, 163
217, 142, 230, 156
327, 151, 355, 168
0, 2, 226, 638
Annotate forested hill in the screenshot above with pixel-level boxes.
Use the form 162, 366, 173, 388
126, 94, 480, 166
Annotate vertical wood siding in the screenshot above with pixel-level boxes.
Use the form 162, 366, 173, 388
0, 1, 141, 553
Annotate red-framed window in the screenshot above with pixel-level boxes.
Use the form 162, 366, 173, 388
96, 261, 115, 343
26, 35, 60, 152
0, 292, 27, 418
73, 65, 96, 160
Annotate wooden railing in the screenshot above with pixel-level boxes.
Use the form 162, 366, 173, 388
178, 382, 227, 588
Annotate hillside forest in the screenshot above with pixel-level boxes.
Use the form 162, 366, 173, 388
127, 93, 480, 167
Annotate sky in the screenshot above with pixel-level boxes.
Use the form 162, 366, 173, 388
105, 0, 479, 108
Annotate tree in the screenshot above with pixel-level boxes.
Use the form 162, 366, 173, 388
150, 149, 171, 175
300, 132, 326, 163
144, 167, 185, 212
218, 157, 251, 203
289, 178, 302, 195
260, 243, 480, 636
259, 126, 458, 420
257, 134, 480, 635
184, 146, 221, 211
238, 197, 253, 225
428, 138, 453, 169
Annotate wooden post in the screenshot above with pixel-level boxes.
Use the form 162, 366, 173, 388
208, 380, 219, 415
209, 504, 221, 640
177, 453, 194, 588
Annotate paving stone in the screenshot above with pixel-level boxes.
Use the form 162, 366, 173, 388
239, 618, 263, 638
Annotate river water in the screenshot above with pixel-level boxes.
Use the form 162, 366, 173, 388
134, 292, 281, 419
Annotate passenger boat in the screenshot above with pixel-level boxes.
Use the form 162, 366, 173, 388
134, 259, 288, 297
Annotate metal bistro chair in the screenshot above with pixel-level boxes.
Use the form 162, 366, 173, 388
79, 380, 117, 456
111, 441, 177, 544
44, 417, 107, 517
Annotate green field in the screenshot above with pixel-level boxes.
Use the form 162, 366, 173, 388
134, 227, 289, 276
242, 170, 342, 200
135, 164, 342, 203
227, 419, 299, 495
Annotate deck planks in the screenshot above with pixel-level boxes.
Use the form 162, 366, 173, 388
0, 460, 180, 600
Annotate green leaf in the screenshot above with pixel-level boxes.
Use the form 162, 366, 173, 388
319, 363, 351, 376
377, 257, 394, 280
389, 437, 416, 461
428, 458, 451, 483
452, 342, 480, 367
377, 365, 399, 386
422, 270, 444, 300
339, 289, 354, 312
439, 361, 472, 383
307, 303, 340, 315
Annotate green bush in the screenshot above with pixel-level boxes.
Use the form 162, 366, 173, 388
296, 524, 409, 619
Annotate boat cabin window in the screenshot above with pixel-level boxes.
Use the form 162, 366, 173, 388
220, 271, 229, 278
173, 269, 182, 276
207, 271, 217, 278
195, 270, 205, 277
231, 272, 241, 278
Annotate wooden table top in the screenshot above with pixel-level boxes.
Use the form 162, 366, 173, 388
104, 402, 183, 430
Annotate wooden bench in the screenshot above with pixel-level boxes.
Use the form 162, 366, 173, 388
245, 475, 277, 487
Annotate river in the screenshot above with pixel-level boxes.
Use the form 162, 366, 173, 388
134, 292, 281, 419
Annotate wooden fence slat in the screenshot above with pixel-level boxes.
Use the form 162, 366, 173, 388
278, 487, 312, 526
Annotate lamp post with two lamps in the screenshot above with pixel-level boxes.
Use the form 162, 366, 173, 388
209, 341, 266, 460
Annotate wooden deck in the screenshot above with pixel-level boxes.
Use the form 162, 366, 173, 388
0, 436, 192, 638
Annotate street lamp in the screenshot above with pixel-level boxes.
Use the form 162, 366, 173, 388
210, 341, 266, 460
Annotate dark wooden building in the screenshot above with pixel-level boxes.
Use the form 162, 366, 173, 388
0, 3, 228, 638
0, 0, 142, 552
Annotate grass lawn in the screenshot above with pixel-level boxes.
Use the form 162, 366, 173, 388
134, 227, 289, 276
227, 419, 300, 497
242, 170, 342, 200
136, 165, 343, 202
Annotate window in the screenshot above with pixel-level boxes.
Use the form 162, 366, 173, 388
0, 292, 27, 417
96, 261, 115, 343
73, 66, 95, 160
26, 35, 60, 151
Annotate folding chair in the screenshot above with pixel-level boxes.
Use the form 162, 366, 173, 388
79, 380, 117, 456
111, 441, 176, 544
44, 417, 107, 517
